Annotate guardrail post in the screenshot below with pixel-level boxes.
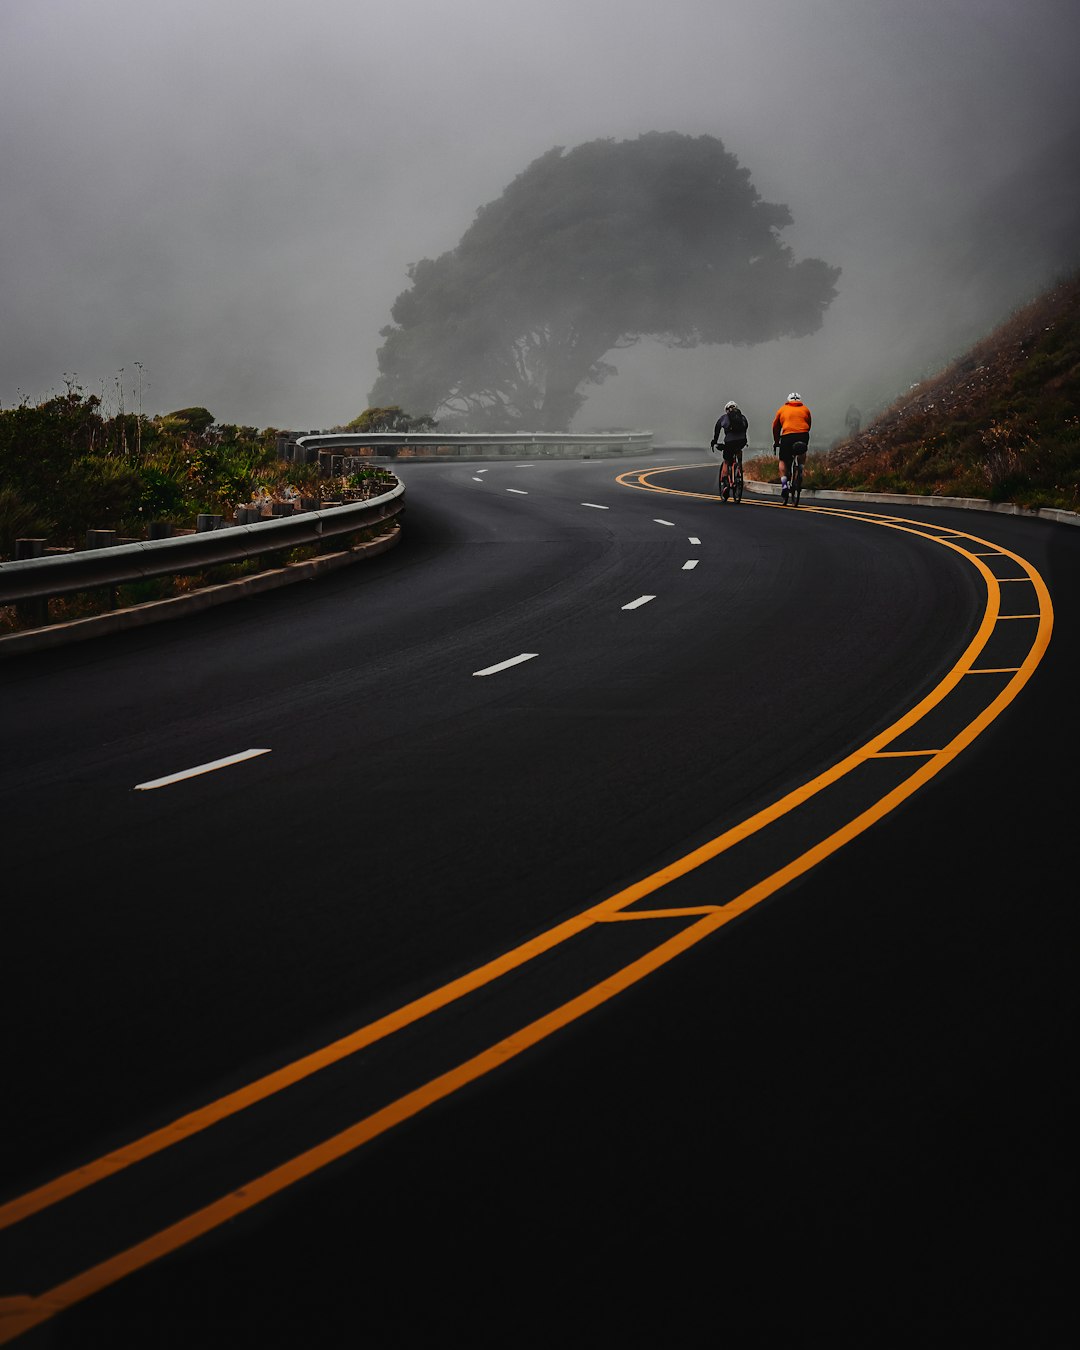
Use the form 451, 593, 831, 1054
86, 529, 119, 608
316, 503, 342, 554
14, 539, 48, 627
196, 515, 223, 532
149, 521, 173, 539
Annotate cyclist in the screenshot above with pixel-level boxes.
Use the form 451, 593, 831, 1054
710, 400, 749, 500
772, 392, 811, 502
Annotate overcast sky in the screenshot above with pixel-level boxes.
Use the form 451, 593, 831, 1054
2, 0, 1078, 444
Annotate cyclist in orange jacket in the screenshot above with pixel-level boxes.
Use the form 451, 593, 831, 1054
772, 392, 811, 500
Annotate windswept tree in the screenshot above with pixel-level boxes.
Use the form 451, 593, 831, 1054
370, 132, 840, 431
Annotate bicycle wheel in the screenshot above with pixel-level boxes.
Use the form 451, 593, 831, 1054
791, 445, 806, 505
733, 464, 743, 503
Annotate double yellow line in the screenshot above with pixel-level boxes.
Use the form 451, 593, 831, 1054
0, 474, 1053, 1342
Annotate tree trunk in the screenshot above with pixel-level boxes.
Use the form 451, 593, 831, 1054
537, 383, 582, 432
537, 330, 612, 431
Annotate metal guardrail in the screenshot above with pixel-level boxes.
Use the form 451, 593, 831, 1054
283, 430, 654, 462
0, 480, 404, 607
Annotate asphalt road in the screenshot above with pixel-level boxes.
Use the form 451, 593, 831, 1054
1, 450, 1075, 1346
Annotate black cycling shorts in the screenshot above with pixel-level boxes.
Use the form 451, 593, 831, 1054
720, 442, 745, 463
778, 432, 808, 460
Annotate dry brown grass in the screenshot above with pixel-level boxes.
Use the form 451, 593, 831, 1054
797, 270, 1080, 508
832, 274, 1079, 468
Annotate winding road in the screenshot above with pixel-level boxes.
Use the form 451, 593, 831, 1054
1, 450, 1075, 1345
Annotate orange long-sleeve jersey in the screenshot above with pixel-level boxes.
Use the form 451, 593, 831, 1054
772, 399, 812, 438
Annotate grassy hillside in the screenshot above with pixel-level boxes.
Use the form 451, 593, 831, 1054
747, 269, 1080, 512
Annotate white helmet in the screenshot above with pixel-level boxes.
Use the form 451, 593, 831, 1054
724, 400, 738, 411
788, 392, 801, 401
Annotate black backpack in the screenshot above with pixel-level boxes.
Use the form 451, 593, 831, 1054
726, 409, 747, 436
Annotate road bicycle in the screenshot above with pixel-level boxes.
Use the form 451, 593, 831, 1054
717, 451, 744, 503
728, 454, 744, 503
778, 441, 806, 506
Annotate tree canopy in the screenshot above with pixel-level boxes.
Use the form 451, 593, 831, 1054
370, 132, 840, 431
345, 405, 436, 433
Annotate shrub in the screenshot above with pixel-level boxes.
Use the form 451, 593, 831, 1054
56, 456, 143, 537
0, 487, 53, 560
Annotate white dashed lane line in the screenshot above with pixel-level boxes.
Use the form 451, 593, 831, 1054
135, 749, 271, 791
506, 488, 529, 495
472, 477, 484, 482
688, 537, 701, 545
473, 653, 539, 677
682, 560, 699, 570
580, 502, 609, 510
622, 595, 656, 610
653, 519, 675, 526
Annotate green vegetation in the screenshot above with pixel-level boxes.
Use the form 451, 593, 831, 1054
0, 384, 297, 559
0, 391, 405, 562
747, 270, 1080, 512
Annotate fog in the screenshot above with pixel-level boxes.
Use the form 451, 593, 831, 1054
2, 0, 1077, 446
